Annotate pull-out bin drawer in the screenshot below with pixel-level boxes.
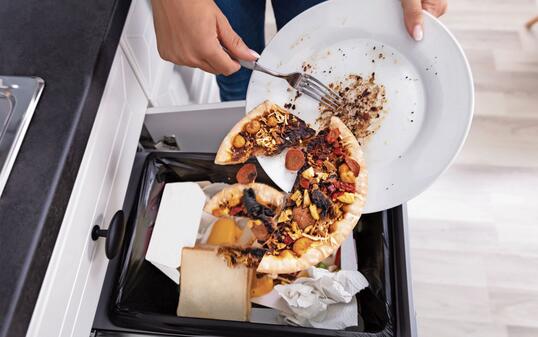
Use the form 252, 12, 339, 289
92, 102, 416, 337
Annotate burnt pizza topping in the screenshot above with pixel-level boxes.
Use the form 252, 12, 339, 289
243, 188, 275, 220
311, 189, 332, 218
278, 118, 316, 150
218, 247, 267, 268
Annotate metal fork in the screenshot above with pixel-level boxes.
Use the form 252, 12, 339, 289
239, 59, 342, 110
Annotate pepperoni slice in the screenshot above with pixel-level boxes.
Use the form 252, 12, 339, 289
344, 156, 361, 176
285, 148, 305, 171
236, 163, 257, 184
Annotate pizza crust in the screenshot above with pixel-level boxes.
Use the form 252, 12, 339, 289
256, 117, 368, 274
330, 116, 368, 218
215, 100, 273, 165
203, 182, 286, 214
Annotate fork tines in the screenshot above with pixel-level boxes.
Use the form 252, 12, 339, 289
299, 74, 342, 110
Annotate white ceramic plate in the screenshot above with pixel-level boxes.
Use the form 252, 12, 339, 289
246, 0, 473, 213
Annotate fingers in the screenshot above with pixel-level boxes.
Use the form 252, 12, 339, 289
196, 12, 259, 75
216, 13, 260, 61
422, 0, 448, 17
401, 0, 424, 41
202, 43, 241, 75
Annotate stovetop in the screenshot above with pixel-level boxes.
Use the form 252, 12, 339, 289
0, 76, 44, 197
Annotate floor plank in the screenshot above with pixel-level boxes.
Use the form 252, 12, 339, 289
411, 249, 488, 287
490, 288, 538, 328
418, 318, 508, 337
456, 116, 538, 168
507, 326, 538, 337
413, 282, 492, 322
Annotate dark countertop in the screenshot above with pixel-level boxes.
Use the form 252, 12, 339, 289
0, 1, 131, 336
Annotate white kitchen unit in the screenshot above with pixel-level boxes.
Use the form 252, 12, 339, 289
25, 45, 148, 337
25, 1, 416, 337
25, 1, 222, 336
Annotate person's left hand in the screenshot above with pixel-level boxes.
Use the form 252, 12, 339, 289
401, 0, 448, 41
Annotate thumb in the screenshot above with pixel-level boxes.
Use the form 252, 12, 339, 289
216, 14, 259, 61
401, 0, 424, 41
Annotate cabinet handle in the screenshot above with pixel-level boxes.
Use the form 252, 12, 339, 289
91, 210, 126, 259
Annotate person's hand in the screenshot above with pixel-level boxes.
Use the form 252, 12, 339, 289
151, 0, 259, 75
401, 0, 448, 41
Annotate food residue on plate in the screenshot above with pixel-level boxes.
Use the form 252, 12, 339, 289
318, 73, 387, 141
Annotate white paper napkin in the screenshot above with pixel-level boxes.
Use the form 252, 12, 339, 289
274, 267, 369, 329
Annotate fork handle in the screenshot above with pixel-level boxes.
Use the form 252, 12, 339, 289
224, 47, 285, 78
237, 59, 257, 70
243, 60, 286, 78
223, 47, 257, 70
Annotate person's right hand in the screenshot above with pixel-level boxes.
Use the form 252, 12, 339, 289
151, 0, 259, 75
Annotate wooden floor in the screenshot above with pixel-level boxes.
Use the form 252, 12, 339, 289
408, 0, 538, 336
264, 1, 538, 335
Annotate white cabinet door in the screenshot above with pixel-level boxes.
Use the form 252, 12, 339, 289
121, 0, 219, 106
120, 0, 190, 106
26, 47, 148, 337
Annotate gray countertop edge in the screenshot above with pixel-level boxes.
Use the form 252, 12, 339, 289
0, 1, 132, 336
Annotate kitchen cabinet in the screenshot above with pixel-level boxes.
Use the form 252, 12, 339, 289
26, 46, 148, 337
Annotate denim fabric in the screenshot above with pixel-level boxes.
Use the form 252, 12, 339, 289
214, 0, 325, 101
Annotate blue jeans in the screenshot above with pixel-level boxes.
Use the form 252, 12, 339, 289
214, 0, 325, 101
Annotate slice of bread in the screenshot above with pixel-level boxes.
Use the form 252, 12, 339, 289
178, 247, 252, 321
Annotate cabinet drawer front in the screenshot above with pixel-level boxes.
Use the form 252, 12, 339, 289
26, 47, 147, 337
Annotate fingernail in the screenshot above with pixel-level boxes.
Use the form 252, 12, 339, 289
413, 24, 423, 41
249, 49, 261, 59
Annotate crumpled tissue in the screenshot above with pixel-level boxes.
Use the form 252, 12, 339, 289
274, 267, 369, 329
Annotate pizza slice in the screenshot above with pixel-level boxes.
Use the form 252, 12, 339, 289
217, 117, 368, 274
215, 100, 316, 165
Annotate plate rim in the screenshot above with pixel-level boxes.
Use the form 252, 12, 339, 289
246, 0, 475, 212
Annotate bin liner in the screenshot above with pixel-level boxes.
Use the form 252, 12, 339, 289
110, 152, 393, 337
